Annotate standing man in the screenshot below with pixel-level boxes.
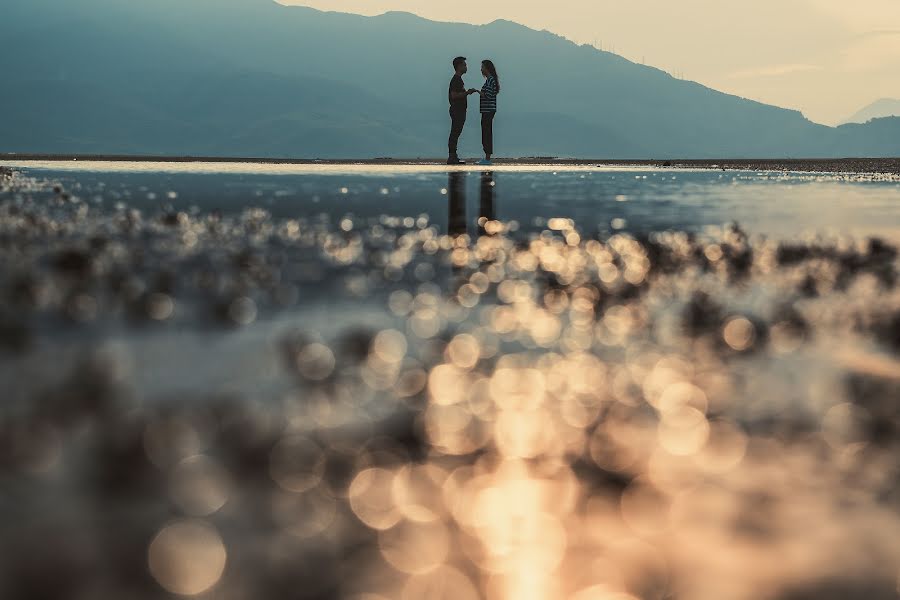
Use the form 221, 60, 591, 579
448, 56, 478, 165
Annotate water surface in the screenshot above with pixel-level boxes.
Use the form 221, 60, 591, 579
8, 161, 900, 238
2, 161, 900, 600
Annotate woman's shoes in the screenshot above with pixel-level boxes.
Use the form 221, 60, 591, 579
447, 157, 465, 165
477, 159, 493, 166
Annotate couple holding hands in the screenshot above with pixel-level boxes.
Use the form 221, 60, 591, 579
448, 57, 500, 165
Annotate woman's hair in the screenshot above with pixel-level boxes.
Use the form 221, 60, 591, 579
482, 60, 500, 93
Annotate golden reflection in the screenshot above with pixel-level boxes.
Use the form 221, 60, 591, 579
402, 565, 480, 600
428, 364, 470, 406
349, 468, 402, 530
657, 406, 710, 456
447, 334, 482, 369
379, 519, 450, 574
392, 464, 447, 523
394, 367, 428, 398
10, 174, 900, 600
694, 419, 748, 473
570, 587, 640, 600
489, 367, 545, 411
722, 317, 756, 351
148, 520, 227, 596
655, 381, 708, 415
372, 329, 408, 363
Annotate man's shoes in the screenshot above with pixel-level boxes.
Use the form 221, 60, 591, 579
477, 159, 493, 166
447, 157, 465, 165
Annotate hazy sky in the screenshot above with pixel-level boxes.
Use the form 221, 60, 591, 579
280, 0, 900, 124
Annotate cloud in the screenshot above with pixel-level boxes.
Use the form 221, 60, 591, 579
729, 63, 824, 79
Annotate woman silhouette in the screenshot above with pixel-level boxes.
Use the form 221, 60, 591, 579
478, 60, 500, 166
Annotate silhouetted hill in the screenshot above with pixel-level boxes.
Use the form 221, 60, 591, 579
843, 99, 900, 125
833, 117, 900, 156
2, 0, 899, 158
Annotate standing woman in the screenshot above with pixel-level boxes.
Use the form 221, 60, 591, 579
478, 60, 500, 166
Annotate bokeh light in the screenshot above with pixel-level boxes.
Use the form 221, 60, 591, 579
148, 520, 227, 596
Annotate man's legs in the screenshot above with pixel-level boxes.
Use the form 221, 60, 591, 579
449, 109, 466, 160
481, 112, 494, 159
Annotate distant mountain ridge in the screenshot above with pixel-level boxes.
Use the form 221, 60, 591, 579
2, 0, 899, 158
843, 99, 900, 125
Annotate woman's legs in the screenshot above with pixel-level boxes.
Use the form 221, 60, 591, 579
481, 112, 495, 159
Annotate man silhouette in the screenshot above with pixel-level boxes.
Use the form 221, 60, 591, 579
448, 57, 478, 165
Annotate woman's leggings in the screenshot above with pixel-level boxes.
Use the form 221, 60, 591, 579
481, 112, 495, 156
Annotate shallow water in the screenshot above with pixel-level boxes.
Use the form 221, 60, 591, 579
1, 163, 900, 600
8, 161, 900, 238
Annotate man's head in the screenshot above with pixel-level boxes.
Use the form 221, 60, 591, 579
453, 56, 467, 75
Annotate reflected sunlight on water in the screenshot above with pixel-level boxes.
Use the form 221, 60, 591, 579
0, 164, 899, 599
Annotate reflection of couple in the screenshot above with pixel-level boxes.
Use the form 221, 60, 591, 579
447, 170, 496, 238
448, 57, 500, 166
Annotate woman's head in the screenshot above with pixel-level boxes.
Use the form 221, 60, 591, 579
481, 60, 500, 92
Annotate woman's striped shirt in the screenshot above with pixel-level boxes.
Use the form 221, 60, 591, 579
480, 76, 498, 113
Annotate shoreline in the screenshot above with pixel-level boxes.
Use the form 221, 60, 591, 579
2, 154, 900, 175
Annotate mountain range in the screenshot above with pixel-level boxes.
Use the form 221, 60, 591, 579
843, 99, 900, 126
2, 0, 899, 158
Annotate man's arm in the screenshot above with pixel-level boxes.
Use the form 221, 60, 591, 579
450, 78, 471, 100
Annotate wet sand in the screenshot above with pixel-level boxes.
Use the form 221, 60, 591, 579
1, 166, 899, 600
